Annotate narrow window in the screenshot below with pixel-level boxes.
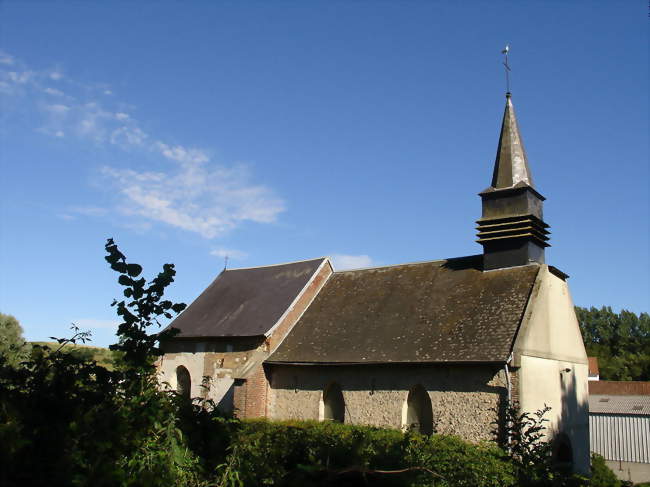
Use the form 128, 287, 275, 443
323, 382, 345, 422
176, 365, 191, 398
405, 385, 433, 435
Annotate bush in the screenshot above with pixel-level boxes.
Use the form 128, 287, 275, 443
217, 419, 515, 487
589, 454, 620, 487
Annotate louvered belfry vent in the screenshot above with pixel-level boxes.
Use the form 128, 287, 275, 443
477, 93, 551, 271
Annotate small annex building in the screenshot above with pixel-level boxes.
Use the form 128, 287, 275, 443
589, 381, 650, 483
158, 92, 590, 474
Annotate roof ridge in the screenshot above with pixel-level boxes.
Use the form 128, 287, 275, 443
333, 255, 482, 274
226, 257, 328, 271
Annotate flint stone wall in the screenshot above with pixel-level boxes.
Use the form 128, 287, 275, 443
268, 364, 510, 442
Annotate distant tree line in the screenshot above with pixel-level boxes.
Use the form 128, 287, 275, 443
576, 306, 650, 381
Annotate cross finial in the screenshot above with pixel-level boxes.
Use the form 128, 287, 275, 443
501, 44, 511, 95
223, 255, 229, 271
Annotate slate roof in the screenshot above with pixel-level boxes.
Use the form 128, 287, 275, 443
267, 255, 539, 364
589, 395, 650, 415
166, 258, 327, 338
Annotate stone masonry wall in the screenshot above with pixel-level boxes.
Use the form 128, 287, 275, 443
268, 364, 509, 442
158, 261, 333, 418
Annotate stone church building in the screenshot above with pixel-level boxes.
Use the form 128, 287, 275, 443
158, 92, 590, 473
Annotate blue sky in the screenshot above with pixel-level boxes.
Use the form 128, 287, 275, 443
1, 2, 647, 347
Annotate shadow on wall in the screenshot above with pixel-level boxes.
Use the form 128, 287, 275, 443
555, 366, 589, 472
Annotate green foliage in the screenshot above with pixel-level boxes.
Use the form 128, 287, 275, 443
0, 312, 31, 368
31, 341, 119, 370
0, 239, 201, 487
577, 306, 650, 380
2, 242, 624, 486
216, 419, 515, 487
588, 454, 620, 487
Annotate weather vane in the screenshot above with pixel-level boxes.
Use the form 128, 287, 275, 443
502, 44, 511, 94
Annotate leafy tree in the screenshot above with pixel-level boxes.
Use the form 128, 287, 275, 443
0, 239, 213, 487
577, 306, 650, 381
0, 312, 30, 368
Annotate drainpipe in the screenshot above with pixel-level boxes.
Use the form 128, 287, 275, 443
504, 352, 513, 405
504, 352, 514, 450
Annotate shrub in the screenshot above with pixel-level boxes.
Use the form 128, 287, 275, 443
217, 419, 516, 487
589, 454, 621, 487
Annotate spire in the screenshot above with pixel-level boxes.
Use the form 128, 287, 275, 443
491, 93, 534, 189
475, 93, 550, 271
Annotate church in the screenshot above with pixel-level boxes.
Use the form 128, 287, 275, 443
157, 92, 590, 474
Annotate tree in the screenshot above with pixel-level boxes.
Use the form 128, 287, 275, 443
0, 239, 213, 487
0, 312, 30, 368
577, 306, 650, 381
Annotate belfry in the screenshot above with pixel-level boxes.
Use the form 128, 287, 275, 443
476, 92, 550, 270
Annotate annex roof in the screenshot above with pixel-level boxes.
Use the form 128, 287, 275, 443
166, 258, 328, 338
589, 395, 650, 416
267, 255, 540, 364
589, 381, 650, 396
588, 357, 600, 377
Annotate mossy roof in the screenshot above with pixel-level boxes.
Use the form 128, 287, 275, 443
268, 255, 539, 364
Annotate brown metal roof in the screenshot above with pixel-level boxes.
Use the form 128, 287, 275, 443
588, 357, 600, 377
166, 258, 327, 338
267, 255, 539, 364
589, 381, 650, 396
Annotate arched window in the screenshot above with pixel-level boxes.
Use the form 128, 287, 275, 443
404, 385, 433, 435
322, 382, 345, 422
176, 366, 191, 398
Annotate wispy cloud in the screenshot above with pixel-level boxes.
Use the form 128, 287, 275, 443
70, 206, 108, 217
210, 248, 248, 260
0, 50, 14, 65
330, 254, 374, 270
1, 51, 286, 239
43, 87, 64, 96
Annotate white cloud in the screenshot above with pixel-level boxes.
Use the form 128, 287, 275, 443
69, 206, 107, 217
72, 318, 120, 330
103, 161, 284, 238
1, 50, 286, 239
330, 254, 374, 270
46, 103, 70, 114
8, 71, 33, 84
210, 248, 248, 260
43, 87, 64, 96
110, 125, 147, 147
0, 50, 14, 65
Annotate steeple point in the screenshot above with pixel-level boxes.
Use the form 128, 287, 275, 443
476, 93, 551, 271
490, 93, 534, 190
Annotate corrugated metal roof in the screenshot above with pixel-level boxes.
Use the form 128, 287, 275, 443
589, 395, 650, 415
267, 255, 539, 364
165, 258, 327, 337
